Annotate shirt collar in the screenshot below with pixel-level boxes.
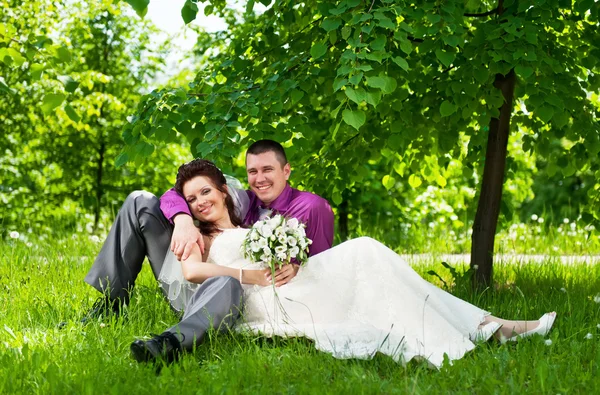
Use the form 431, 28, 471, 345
262, 184, 293, 212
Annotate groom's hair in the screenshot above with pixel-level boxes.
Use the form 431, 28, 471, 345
175, 159, 242, 236
246, 139, 288, 167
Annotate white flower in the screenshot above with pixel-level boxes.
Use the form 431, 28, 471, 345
26, 242, 33, 247
270, 235, 276, 241
289, 246, 299, 258
9, 231, 19, 239
560, 288, 567, 293
90, 235, 100, 243
99, 323, 106, 328
250, 230, 259, 241
278, 235, 287, 244
287, 236, 297, 247
267, 216, 282, 229
250, 241, 261, 253
563, 218, 570, 224
85, 222, 94, 233
544, 339, 552, 346
597, 324, 600, 330
71, 234, 77, 240
276, 252, 287, 261
473, 265, 479, 270
537, 217, 544, 224
585, 333, 593, 340
286, 218, 299, 230
531, 214, 538, 221
593, 295, 600, 304
262, 247, 272, 256
275, 245, 287, 254
275, 227, 286, 238
257, 238, 268, 248
259, 224, 273, 238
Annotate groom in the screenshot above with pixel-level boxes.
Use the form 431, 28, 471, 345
83, 140, 334, 361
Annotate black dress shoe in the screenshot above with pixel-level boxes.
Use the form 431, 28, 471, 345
130, 332, 183, 364
57, 297, 123, 329
80, 297, 123, 324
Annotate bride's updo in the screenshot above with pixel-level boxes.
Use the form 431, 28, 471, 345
175, 159, 242, 236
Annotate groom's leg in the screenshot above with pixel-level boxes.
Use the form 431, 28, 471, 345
84, 190, 173, 302
167, 276, 243, 349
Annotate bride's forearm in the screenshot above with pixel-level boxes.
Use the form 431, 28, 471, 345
181, 259, 267, 286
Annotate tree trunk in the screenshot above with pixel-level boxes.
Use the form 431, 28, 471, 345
471, 69, 516, 288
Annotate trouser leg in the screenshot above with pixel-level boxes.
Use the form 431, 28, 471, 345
84, 190, 173, 301
167, 276, 243, 350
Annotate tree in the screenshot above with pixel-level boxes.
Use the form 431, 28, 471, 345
124, 0, 600, 287
0, 0, 184, 232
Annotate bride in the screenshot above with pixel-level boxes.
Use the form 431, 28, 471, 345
133, 160, 556, 368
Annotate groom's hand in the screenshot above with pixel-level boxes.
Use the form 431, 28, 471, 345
267, 264, 300, 287
171, 214, 204, 260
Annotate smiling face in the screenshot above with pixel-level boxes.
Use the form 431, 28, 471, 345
246, 151, 290, 206
182, 176, 229, 225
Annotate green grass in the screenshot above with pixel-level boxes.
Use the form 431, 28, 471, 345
1, 233, 599, 394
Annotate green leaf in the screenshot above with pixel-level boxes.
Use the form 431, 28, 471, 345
536, 105, 554, 123
366, 76, 397, 94
6, 48, 25, 66
310, 42, 328, 59
515, 64, 534, 79
341, 26, 352, 40
291, 89, 304, 104
333, 77, 347, 92
115, 152, 129, 168
322, 18, 342, 32
436, 174, 447, 187
30, 64, 45, 80
435, 49, 455, 67
442, 35, 460, 47
181, 0, 199, 24
55, 46, 71, 63
331, 101, 344, 119
0, 76, 14, 95
392, 56, 409, 71
342, 109, 366, 130
57, 75, 79, 93
552, 110, 570, 129
365, 90, 381, 107
125, 0, 150, 17
344, 87, 366, 105
440, 100, 457, 117
408, 174, 422, 189
382, 175, 395, 190
400, 40, 412, 55
41, 93, 66, 114
64, 105, 81, 123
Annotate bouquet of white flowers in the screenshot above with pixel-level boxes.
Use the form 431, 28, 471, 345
241, 214, 312, 270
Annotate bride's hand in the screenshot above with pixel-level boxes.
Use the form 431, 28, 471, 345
171, 214, 204, 260
267, 264, 300, 287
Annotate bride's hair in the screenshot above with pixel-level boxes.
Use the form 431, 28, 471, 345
175, 159, 242, 236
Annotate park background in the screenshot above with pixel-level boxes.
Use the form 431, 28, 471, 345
1, 0, 599, 393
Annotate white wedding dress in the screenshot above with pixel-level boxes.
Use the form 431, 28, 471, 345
160, 228, 490, 368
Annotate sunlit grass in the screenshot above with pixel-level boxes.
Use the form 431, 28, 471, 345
1, 231, 599, 393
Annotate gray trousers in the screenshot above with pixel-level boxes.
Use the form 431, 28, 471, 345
84, 191, 244, 348
168, 276, 243, 349
85, 191, 173, 301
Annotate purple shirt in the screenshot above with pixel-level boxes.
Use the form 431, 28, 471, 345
160, 184, 334, 257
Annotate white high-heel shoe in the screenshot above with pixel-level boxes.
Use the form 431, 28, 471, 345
506, 312, 557, 342
469, 322, 503, 342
